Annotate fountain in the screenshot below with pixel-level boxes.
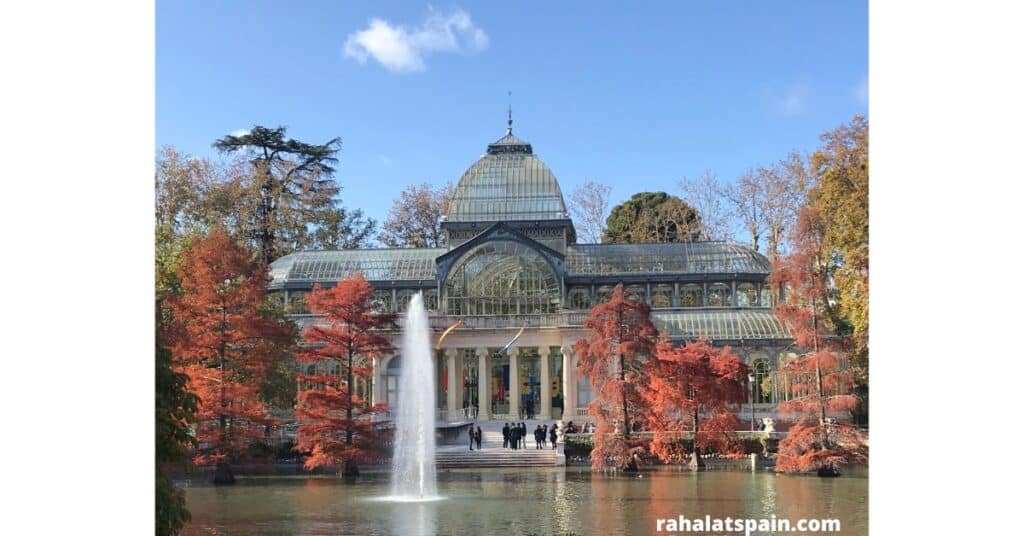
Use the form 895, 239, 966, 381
388, 293, 439, 500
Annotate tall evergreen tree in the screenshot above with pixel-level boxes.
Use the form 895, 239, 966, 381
212, 126, 376, 263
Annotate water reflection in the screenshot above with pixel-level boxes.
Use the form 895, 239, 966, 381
183, 469, 868, 536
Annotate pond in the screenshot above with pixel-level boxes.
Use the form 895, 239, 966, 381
183, 467, 867, 535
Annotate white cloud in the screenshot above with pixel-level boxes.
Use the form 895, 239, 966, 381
779, 84, 809, 116
343, 8, 488, 73
230, 128, 250, 137
855, 74, 868, 106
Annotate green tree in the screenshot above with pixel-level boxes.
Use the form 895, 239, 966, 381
807, 116, 869, 373
212, 126, 376, 263
602, 192, 702, 244
155, 328, 198, 535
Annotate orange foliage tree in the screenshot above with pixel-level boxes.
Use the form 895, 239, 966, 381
771, 207, 867, 475
644, 337, 749, 469
294, 273, 396, 477
574, 284, 659, 470
165, 229, 294, 483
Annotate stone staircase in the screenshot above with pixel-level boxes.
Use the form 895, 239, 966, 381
435, 421, 562, 468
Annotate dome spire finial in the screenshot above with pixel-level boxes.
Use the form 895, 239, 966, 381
506, 90, 513, 134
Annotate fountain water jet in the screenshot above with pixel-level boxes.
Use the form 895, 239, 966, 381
388, 293, 439, 500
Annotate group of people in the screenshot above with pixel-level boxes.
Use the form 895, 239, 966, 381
502, 422, 557, 450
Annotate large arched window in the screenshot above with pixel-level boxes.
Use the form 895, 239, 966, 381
445, 241, 561, 315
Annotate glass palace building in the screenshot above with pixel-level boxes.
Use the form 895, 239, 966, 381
268, 124, 794, 422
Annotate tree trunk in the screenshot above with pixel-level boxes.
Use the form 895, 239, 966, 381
817, 464, 840, 477
213, 461, 236, 485
341, 461, 360, 478
688, 407, 705, 471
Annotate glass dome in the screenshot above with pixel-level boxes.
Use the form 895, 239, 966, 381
446, 131, 568, 223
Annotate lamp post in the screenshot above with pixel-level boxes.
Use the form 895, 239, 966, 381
748, 373, 756, 432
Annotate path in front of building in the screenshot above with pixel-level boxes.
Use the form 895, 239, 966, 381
436, 419, 563, 468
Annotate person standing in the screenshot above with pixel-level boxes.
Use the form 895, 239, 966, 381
468, 424, 474, 451
502, 422, 510, 449
520, 423, 527, 449
549, 423, 558, 450
541, 424, 548, 448
475, 426, 483, 450
510, 424, 518, 450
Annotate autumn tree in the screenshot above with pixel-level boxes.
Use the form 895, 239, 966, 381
568, 180, 612, 243
294, 274, 396, 477
378, 182, 453, 247
644, 337, 749, 470
724, 152, 809, 259
678, 170, 735, 241
771, 207, 867, 476
574, 284, 659, 470
807, 116, 869, 371
603, 192, 702, 244
212, 126, 376, 263
164, 230, 295, 484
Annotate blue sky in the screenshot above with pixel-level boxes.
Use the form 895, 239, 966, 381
157, 1, 867, 230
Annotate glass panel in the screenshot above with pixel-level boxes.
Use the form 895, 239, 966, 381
549, 347, 564, 419
568, 287, 592, 309
595, 285, 613, 303
625, 284, 646, 302
373, 290, 394, 313
517, 348, 540, 418
396, 289, 416, 313
708, 283, 731, 307
423, 289, 439, 311
650, 284, 672, 308
736, 283, 757, 307
759, 286, 773, 307
680, 284, 702, 308
565, 242, 771, 275
444, 240, 561, 315
287, 290, 308, 314
489, 349, 509, 415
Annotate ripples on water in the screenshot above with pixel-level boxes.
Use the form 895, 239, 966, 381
183, 468, 867, 536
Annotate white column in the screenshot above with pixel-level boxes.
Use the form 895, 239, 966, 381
476, 347, 490, 420
540, 347, 552, 419
561, 346, 577, 419
372, 356, 386, 405
509, 348, 520, 419
445, 350, 457, 420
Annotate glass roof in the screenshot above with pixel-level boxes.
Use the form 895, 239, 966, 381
269, 249, 445, 286
446, 131, 568, 222
652, 309, 789, 340
566, 242, 770, 275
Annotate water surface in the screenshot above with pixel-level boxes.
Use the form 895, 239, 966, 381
183, 468, 867, 535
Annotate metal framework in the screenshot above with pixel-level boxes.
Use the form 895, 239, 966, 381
565, 242, 771, 275
268, 248, 444, 287
651, 309, 789, 340
446, 132, 568, 222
